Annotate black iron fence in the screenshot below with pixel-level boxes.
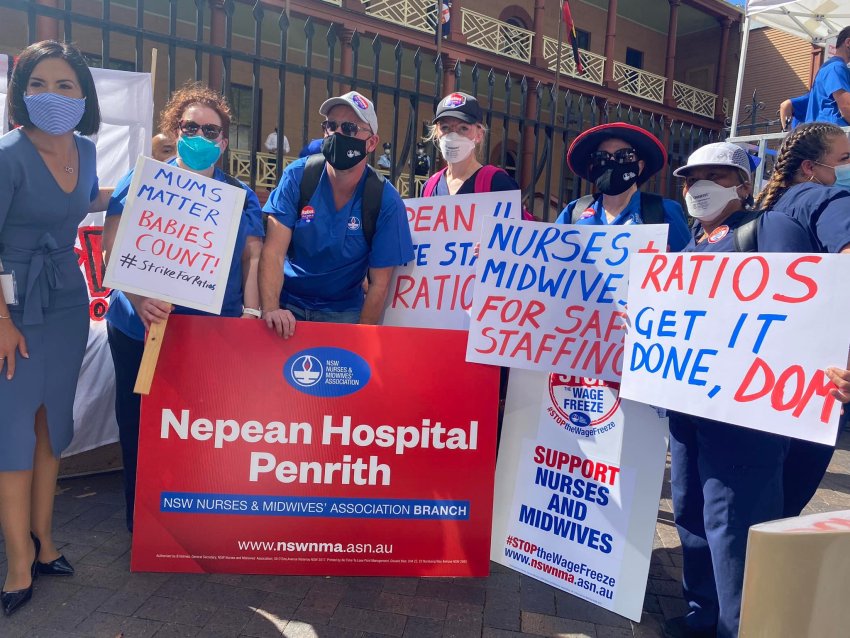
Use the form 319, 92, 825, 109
3, 0, 724, 220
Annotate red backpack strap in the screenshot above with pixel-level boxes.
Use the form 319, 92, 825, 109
474, 164, 503, 193
422, 168, 447, 197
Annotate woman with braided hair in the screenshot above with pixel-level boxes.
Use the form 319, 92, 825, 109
755, 122, 850, 521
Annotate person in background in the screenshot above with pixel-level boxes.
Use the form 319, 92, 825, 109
298, 137, 323, 158
259, 91, 413, 337
378, 142, 392, 169
754, 121, 850, 518
414, 141, 431, 176
151, 132, 176, 163
102, 82, 264, 534
264, 127, 290, 155
0, 40, 111, 617
778, 92, 809, 132
556, 122, 690, 252
806, 26, 850, 125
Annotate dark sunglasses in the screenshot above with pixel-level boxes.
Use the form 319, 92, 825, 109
588, 148, 638, 166
178, 119, 223, 140
321, 120, 371, 137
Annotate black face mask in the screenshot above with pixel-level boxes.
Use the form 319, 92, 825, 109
591, 161, 641, 196
322, 133, 367, 171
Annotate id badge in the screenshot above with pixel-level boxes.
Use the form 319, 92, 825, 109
1, 271, 18, 306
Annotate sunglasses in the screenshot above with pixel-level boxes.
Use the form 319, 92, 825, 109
588, 148, 638, 167
178, 119, 223, 140
321, 120, 371, 137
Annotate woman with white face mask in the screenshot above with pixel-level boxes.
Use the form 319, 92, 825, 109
421, 92, 520, 198
0, 40, 111, 617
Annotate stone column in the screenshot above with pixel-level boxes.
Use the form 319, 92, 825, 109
663, 0, 681, 107
602, 0, 618, 88
714, 17, 733, 120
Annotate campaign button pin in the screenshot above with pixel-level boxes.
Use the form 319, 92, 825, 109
301, 206, 315, 222
708, 225, 729, 243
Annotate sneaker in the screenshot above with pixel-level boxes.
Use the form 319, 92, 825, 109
663, 616, 717, 638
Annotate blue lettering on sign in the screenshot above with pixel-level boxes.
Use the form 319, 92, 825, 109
569, 412, 591, 427
283, 347, 371, 397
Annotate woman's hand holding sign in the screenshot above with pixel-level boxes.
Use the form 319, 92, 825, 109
128, 293, 173, 331
827, 365, 850, 403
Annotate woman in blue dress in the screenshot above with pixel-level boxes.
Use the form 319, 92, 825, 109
0, 41, 110, 616
103, 83, 265, 534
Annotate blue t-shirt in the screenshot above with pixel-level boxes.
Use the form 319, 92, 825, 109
789, 93, 809, 129
806, 57, 850, 126
757, 183, 850, 254
105, 161, 265, 341
682, 209, 809, 253
263, 157, 414, 312
555, 190, 691, 252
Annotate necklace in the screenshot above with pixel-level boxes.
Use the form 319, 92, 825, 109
64, 165, 74, 174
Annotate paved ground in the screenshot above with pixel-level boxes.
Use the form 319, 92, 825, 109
2, 432, 849, 638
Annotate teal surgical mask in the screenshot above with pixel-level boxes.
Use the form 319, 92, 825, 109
177, 134, 222, 171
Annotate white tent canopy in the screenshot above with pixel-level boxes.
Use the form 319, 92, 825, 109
731, 0, 850, 137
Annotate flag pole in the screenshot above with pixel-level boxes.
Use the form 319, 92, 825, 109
552, 0, 565, 123
435, 0, 444, 66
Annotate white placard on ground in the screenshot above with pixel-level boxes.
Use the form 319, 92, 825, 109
466, 219, 667, 381
382, 190, 520, 329
620, 252, 850, 444
103, 156, 245, 315
491, 369, 669, 622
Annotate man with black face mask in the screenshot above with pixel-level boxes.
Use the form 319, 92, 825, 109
260, 91, 414, 337
555, 122, 690, 252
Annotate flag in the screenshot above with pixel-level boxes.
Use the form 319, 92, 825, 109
561, 1, 584, 75
433, 1, 451, 42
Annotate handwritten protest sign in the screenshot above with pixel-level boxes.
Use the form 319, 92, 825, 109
466, 218, 667, 381
620, 252, 850, 444
103, 156, 245, 314
382, 191, 521, 329
491, 369, 668, 621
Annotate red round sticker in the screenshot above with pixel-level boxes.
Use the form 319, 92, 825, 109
301, 206, 315, 223
580, 207, 595, 220
708, 225, 729, 243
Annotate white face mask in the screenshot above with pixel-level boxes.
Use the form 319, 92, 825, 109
685, 180, 741, 222
438, 132, 476, 164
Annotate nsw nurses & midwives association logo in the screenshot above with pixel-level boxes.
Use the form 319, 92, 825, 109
547, 374, 621, 435
284, 347, 371, 397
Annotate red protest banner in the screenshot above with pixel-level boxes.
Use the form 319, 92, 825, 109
131, 316, 499, 576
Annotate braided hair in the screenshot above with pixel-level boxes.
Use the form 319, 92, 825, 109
755, 122, 846, 211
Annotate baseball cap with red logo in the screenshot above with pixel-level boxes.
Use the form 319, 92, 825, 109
319, 91, 379, 134
433, 92, 483, 124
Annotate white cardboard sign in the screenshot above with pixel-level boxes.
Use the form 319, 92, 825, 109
466, 218, 667, 380
382, 190, 521, 329
103, 156, 245, 314
620, 252, 850, 445
491, 369, 669, 622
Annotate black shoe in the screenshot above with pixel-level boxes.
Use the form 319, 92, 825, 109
36, 555, 74, 576
1, 585, 33, 617
663, 616, 717, 638
29, 533, 41, 581
1, 535, 39, 617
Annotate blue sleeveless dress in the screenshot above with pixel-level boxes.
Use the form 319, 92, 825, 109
0, 128, 98, 470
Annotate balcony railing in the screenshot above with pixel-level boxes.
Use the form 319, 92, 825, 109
613, 62, 666, 103
461, 8, 534, 63
542, 36, 604, 85
229, 150, 431, 197
673, 81, 717, 118
361, 0, 435, 35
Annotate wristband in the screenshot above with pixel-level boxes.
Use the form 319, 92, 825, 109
242, 306, 262, 318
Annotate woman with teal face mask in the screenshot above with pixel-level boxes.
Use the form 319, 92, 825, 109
101, 83, 265, 534
0, 40, 112, 618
